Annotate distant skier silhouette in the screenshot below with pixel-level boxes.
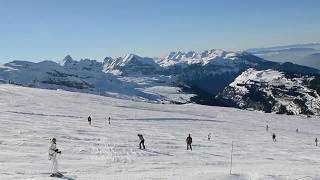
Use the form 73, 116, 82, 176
208, 133, 211, 141
272, 133, 276, 142
296, 128, 299, 133
316, 137, 318, 146
108, 117, 111, 125
186, 134, 192, 150
138, 134, 145, 149
266, 125, 269, 131
88, 116, 92, 126
48, 138, 62, 177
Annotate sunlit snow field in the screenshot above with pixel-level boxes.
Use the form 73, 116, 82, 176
0, 84, 319, 180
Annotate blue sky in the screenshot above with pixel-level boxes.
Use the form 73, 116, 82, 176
0, 0, 319, 62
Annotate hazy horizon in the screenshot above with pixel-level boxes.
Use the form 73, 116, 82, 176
0, 42, 319, 64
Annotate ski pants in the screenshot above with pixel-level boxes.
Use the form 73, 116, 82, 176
139, 140, 145, 149
187, 144, 192, 150
50, 157, 58, 174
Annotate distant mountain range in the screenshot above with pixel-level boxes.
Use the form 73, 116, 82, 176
1, 48, 319, 115
246, 43, 320, 69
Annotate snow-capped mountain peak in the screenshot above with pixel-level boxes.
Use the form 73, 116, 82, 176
217, 68, 320, 115
103, 54, 162, 75
60, 55, 76, 66
1, 48, 319, 115
159, 49, 253, 67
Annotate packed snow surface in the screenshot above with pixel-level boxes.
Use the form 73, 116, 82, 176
0, 84, 320, 180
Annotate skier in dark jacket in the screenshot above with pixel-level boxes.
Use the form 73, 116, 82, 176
316, 137, 318, 146
272, 133, 276, 142
138, 134, 145, 149
88, 116, 92, 126
186, 134, 192, 150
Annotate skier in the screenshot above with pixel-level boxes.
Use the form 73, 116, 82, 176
108, 117, 111, 125
296, 128, 299, 133
316, 137, 318, 146
48, 138, 62, 177
266, 125, 269, 131
272, 133, 276, 142
186, 134, 192, 150
88, 116, 92, 126
208, 133, 211, 141
137, 134, 145, 149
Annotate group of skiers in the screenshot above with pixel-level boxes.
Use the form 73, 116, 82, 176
267, 124, 318, 146
136, 133, 194, 151
48, 132, 194, 176
47, 117, 319, 177
87, 116, 111, 126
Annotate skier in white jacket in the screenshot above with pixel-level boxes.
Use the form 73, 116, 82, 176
48, 138, 62, 177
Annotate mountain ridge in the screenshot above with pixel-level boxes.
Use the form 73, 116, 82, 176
0, 48, 319, 115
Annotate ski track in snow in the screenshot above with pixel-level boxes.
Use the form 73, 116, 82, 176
0, 84, 320, 180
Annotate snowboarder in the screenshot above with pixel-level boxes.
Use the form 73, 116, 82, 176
48, 138, 62, 177
266, 125, 269, 131
186, 134, 192, 150
138, 134, 145, 149
108, 117, 111, 125
315, 137, 318, 146
272, 133, 276, 142
88, 116, 92, 126
208, 133, 211, 141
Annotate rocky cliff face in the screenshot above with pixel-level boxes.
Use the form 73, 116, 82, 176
216, 68, 320, 115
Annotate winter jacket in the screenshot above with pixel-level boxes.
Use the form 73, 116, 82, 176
186, 137, 192, 144
138, 134, 144, 141
49, 142, 57, 160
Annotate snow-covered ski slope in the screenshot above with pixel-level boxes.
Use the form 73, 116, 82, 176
0, 84, 319, 180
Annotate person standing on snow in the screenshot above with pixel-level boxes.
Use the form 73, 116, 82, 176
315, 137, 318, 146
138, 134, 145, 149
48, 138, 62, 177
266, 125, 269, 131
186, 134, 192, 150
208, 133, 211, 141
108, 117, 111, 125
88, 116, 92, 126
272, 133, 277, 142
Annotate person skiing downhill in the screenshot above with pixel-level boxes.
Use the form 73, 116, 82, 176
186, 134, 192, 150
48, 138, 62, 177
272, 133, 276, 142
137, 134, 145, 149
316, 137, 318, 146
108, 117, 111, 125
88, 116, 92, 126
266, 125, 269, 131
208, 133, 211, 141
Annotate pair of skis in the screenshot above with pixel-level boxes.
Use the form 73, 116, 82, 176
50, 172, 64, 178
